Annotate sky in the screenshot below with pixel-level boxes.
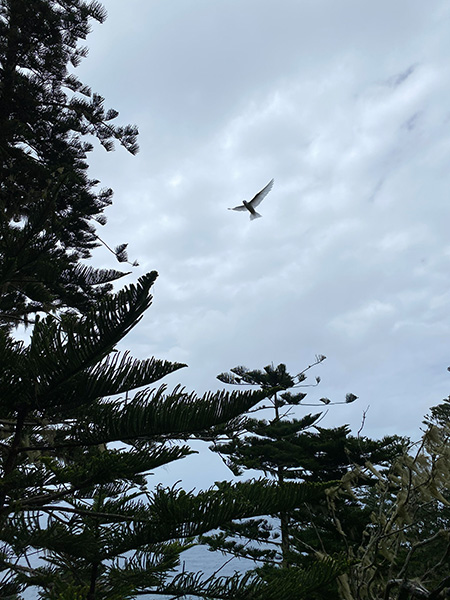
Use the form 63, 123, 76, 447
75, 0, 450, 488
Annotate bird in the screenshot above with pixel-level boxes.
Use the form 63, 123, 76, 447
228, 179, 274, 220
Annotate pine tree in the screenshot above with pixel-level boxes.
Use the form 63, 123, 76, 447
0, 0, 138, 328
205, 361, 404, 598
0, 274, 339, 599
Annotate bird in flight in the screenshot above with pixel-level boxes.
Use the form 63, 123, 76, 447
228, 179, 274, 220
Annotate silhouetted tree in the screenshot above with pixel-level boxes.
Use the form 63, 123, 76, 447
0, 0, 138, 328
204, 361, 404, 599
340, 397, 450, 600
0, 274, 346, 599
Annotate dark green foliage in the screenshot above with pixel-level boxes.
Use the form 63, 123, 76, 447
76, 386, 270, 445
207, 361, 407, 599
423, 394, 450, 429
0, 271, 344, 598
155, 554, 347, 600
0, 0, 139, 327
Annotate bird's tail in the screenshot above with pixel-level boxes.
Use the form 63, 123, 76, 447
250, 211, 262, 220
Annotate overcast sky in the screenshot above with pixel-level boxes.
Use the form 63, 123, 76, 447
75, 0, 450, 488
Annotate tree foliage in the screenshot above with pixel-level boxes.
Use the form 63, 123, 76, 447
333, 397, 450, 600
0, 0, 138, 328
0, 257, 345, 598
205, 361, 408, 599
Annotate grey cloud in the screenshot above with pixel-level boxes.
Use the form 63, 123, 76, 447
388, 64, 418, 88
79, 0, 450, 452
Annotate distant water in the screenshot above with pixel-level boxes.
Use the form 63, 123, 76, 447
22, 546, 255, 599
144, 545, 256, 600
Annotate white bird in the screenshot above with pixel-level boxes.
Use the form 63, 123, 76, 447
228, 179, 274, 220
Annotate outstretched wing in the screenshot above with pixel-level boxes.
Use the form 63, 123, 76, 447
228, 205, 248, 212
248, 178, 274, 208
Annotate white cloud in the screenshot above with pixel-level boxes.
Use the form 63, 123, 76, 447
330, 300, 396, 339
77, 0, 450, 459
